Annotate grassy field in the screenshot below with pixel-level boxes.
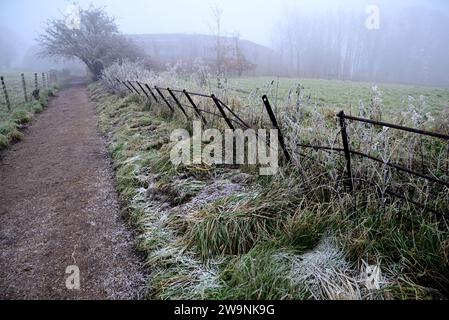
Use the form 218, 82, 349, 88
226, 77, 449, 115
92, 63, 449, 300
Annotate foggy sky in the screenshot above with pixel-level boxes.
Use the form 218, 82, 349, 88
1, 0, 449, 86
1, 0, 448, 47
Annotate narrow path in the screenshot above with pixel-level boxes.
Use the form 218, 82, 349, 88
0, 82, 144, 300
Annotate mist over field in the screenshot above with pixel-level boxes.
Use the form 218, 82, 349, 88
1, 0, 449, 86
2, 0, 449, 303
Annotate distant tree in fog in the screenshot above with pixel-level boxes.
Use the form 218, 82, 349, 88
273, 2, 449, 87
227, 33, 256, 77
209, 5, 255, 77
38, 6, 145, 79
210, 3, 224, 75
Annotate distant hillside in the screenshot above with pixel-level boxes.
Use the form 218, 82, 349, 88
128, 33, 282, 76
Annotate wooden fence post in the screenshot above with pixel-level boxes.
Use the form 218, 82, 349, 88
42, 73, 47, 89
34, 73, 39, 91
1, 76, 11, 111
21, 73, 28, 102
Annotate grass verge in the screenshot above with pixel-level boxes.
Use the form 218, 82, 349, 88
0, 87, 58, 151
90, 83, 449, 300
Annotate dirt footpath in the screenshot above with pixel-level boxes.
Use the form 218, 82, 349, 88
0, 82, 144, 300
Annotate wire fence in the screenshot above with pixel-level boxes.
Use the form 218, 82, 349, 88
0, 71, 58, 114
109, 76, 449, 219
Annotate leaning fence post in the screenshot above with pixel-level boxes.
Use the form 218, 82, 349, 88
155, 87, 174, 112
183, 90, 207, 125
117, 79, 133, 93
211, 94, 234, 130
262, 95, 291, 162
122, 81, 133, 93
144, 84, 158, 102
136, 81, 150, 100
167, 88, 189, 120
337, 111, 354, 192
21, 73, 28, 102
127, 81, 141, 96
1, 76, 11, 111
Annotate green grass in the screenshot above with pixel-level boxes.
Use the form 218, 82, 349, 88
214, 243, 310, 299
226, 77, 449, 115
92, 76, 449, 300
0, 87, 57, 151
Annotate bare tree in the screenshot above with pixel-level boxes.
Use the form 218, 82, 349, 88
38, 5, 144, 79
210, 3, 224, 75
273, 3, 449, 87
229, 33, 255, 77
